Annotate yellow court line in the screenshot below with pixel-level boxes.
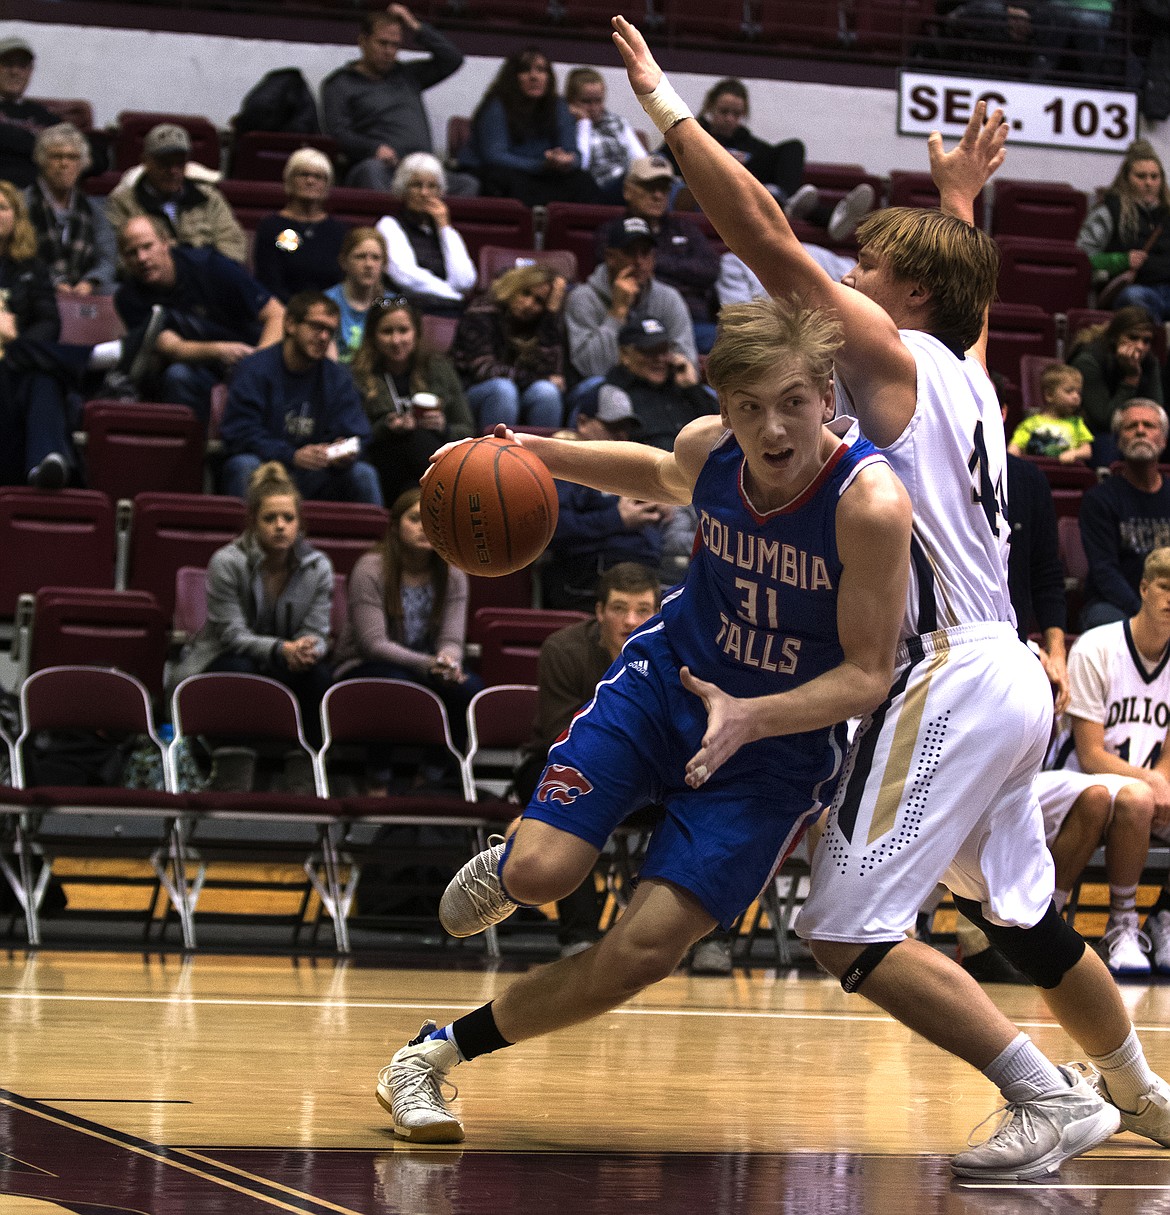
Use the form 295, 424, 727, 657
0, 1098, 366, 1215
176, 1149, 373, 1215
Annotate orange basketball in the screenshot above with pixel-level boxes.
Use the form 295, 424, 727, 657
421, 436, 559, 577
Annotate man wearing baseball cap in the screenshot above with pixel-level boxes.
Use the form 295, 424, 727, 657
596, 155, 720, 352
106, 123, 247, 262
564, 214, 697, 382
0, 37, 59, 189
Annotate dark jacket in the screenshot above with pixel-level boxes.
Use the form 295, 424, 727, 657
0, 97, 58, 188
320, 26, 463, 163
1080, 472, 1170, 617
450, 293, 564, 390
596, 212, 718, 323
221, 343, 371, 465
1070, 337, 1164, 436
597, 364, 717, 451
1006, 453, 1066, 638
0, 255, 59, 343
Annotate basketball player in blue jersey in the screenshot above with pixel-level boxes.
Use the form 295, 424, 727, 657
377, 294, 913, 1143
610, 16, 1170, 1181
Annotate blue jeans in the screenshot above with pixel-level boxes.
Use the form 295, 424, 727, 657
160, 362, 221, 428
221, 453, 383, 504
0, 363, 73, 483
1112, 282, 1170, 324
467, 377, 563, 431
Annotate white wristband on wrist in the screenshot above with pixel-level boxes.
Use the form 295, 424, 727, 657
637, 75, 693, 135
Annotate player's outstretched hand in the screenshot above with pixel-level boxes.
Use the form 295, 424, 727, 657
612, 15, 662, 97
927, 99, 1008, 210
680, 666, 759, 788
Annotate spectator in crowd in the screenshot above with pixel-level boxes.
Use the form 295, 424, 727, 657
656, 78, 874, 242
0, 177, 72, 487
1069, 305, 1164, 442
1008, 363, 1093, 462
376, 152, 476, 315
540, 388, 675, 611
25, 123, 116, 296
595, 317, 717, 451
1041, 544, 1170, 974
106, 124, 247, 263
1079, 398, 1170, 629
115, 215, 284, 426
219, 290, 381, 505
325, 226, 388, 364
252, 148, 349, 303
333, 486, 482, 782
460, 47, 600, 207
716, 246, 855, 306
512, 562, 662, 955
1078, 139, 1170, 322
1031, 0, 1118, 79
597, 155, 720, 352
566, 67, 646, 205
321, 5, 476, 196
565, 216, 697, 382
172, 460, 334, 749
0, 37, 59, 190
450, 263, 566, 430
351, 293, 473, 506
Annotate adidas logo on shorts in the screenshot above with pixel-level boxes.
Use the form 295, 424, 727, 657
629, 660, 649, 676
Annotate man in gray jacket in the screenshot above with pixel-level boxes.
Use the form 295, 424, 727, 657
564, 216, 697, 382
321, 5, 476, 195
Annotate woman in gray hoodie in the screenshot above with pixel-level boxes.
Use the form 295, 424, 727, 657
172, 461, 334, 744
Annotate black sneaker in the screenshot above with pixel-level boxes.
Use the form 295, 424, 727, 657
28, 452, 69, 490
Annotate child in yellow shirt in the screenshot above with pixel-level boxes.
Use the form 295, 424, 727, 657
1008, 364, 1093, 463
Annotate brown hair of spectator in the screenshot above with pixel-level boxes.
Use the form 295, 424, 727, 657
852, 206, 1000, 353
1069, 305, 1158, 361
351, 293, 442, 403
1109, 139, 1170, 245
377, 487, 450, 641
245, 461, 302, 533
706, 295, 841, 398
361, 8, 406, 36
474, 47, 559, 143
286, 290, 340, 325
0, 180, 38, 260
596, 561, 661, 609
701, 78, 749, 119
565, 67, 604, 104
337, 225, 387, 267
1040, 363, 1082, 401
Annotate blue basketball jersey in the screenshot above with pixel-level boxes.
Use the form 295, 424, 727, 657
658, 424, 885, 779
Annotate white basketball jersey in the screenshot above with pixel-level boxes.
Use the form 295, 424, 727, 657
879, 330, 1016, 639
1053, 621, 1170, 772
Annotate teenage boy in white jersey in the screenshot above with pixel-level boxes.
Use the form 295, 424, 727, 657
1047, 545, 1170, 971
611, 15, 1170, 1181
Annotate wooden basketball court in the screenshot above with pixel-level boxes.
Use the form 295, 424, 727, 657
2, 950, 1170, 1212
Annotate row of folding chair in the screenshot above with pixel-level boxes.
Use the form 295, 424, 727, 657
0, 666, 536, 952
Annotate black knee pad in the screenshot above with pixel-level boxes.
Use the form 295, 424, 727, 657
952, 896, 1085, 989
839, 939, 902, 994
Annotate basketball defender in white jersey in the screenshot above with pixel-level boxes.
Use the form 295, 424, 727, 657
614, 15, 1170, 1181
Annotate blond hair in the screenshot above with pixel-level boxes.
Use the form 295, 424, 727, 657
1143, 546, 1170, 584
706, 295, 841, 397
246, 461, 302, 532
490, 262, 557, 305
1041, 363, 1082, 401
853, 207, 1000, 352
283, 146, 334, 190
0, 180, 38, 261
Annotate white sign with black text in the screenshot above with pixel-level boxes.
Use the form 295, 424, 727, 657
898, 71, 1138, 154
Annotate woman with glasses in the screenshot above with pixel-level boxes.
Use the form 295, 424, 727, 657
25, 123, 117, 296
375, 152, 475, 316
450, 262, 566, 431
253, 147, 349, 303
325, 226, 389, 363
351, 293, 473, 506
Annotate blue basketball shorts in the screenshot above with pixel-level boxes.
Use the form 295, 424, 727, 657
523, 623, 827, 929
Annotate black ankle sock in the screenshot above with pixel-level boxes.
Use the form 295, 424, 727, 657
451, 1002, 513, 1061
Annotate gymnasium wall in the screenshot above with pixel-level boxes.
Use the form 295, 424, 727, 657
9, 17, 1168, 195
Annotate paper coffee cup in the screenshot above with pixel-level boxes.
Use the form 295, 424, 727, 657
411, 392, 442, 420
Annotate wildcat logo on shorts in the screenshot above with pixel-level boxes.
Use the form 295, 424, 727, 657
536, 764, 593, 805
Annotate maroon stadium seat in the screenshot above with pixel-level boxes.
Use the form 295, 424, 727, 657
543, 202, 625, 277
229, 131, 338, 181
299, 500, 389, 579
996, 236, 1092, 315
477, 244, 578, 289
991, 179, 1088, 242
986, 303, 1058, 395
114, 111, 221, 172
57, 295, 124, 345
82, 401, 204, 501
